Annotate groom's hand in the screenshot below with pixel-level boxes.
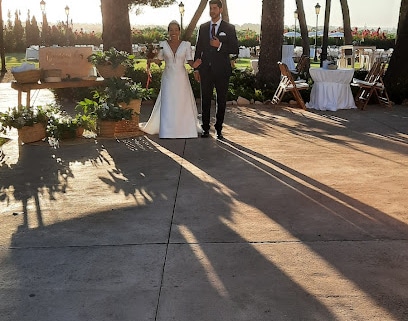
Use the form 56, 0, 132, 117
210, 36, 221, 48
193, 71, 201, 83
192, 58, 202, 69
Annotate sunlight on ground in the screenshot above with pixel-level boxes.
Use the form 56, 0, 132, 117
147, 136, 395, 320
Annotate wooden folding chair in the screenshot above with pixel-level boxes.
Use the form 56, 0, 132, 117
293, 55, 310, 80
272, 62, 309, 110
352, 61, 391, 109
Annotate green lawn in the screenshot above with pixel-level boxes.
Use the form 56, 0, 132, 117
0, 137, 9, 148
5, 54, 335, 72
5, 53, 38, 69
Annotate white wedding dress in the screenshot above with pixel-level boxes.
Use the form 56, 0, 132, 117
140, 40, 201, 138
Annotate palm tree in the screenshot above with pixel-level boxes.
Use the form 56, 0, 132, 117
320, 0, 332, 63
0, 0, 6, 72
257, 0, 284, 87
101, 0, 176, 53
222, 0, 229, 22
101, 0, 133, 52
339, 0, 352, 44
383, 0, 408, 104
295, 0, 310, 59
183, 0, 208, 41
183, 0, 230, 42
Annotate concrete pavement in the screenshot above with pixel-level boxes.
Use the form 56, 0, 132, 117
0, 83, 408, 320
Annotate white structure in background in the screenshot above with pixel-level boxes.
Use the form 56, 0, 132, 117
25, 46, 39, 61
238, 46, 251, 58
251, 59, 258, 74
281, 44, 296, 71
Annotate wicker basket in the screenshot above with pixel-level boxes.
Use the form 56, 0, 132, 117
18, 123, 46, 143
59, 127, 84, 139
12, 69, 41, 84
96, 64, 126, 78
98, 120, 117, 138
115, 99, 144, 138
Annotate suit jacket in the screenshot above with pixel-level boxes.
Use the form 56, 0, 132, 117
194, 20, 239, 78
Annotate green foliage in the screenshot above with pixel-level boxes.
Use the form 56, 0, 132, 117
125, 66, 162, 98
353, 37, 395, 50
75, 78, 147, 121
131, 27, 167, 45
0, 137, 8, 148
0, 106, 48, 133
227, 68, 258, 101
236, 29, 260, 47
383, 79, 408, 104
46, 109, 87, 140
87, 47, 136, 68
52, 86, 95, 103
33, 105, 96, 145
98, 78, 152, 104
76, 98, 133, 122
188, 71, 201, 99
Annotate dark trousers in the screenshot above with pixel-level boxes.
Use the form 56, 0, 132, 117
199, 67, 229, 133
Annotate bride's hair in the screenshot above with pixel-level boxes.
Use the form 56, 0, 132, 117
168, 20, 181, 31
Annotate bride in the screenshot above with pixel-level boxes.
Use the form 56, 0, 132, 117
140, 20, 202, 138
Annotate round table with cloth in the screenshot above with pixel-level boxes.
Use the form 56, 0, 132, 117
306, 68, 357, 111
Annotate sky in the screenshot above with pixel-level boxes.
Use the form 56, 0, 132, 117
1, 0, 401, 31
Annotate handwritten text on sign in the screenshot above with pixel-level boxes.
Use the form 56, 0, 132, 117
39, 47, 93, 79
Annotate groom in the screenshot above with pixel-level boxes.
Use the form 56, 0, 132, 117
193, 0, 239, 139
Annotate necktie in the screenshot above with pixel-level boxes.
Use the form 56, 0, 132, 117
211, 23, 217, 38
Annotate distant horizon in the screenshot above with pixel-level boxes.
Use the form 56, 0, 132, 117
70, 23, 397, 35
2, 0, 400, 32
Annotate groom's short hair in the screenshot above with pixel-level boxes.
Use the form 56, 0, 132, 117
209, 0, 223, 8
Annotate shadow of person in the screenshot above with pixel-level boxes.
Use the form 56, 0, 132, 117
5, 135, 339, 321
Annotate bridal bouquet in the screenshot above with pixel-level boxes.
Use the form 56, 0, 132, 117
144, 43, 163, 88
144, 43, 163, 66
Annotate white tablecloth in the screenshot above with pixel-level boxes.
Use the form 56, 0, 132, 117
282, 45, 295, 71
306, 68, 357, 111
238, 47, 251, 58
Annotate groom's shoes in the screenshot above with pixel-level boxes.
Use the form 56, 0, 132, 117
216, 131, 224, 140
201, 131, 210, 138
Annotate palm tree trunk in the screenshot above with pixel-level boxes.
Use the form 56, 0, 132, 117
183, 0, 207, 41
383, 0, 408, 103
339, 0, 352, 44
222, 0, 229, 22
257, 0, 284, 87
295, 0, 310, 58
396, 0, 408, 43
101, 0, 132, 53
0, 0, 6, 72
320, 0, 331, 64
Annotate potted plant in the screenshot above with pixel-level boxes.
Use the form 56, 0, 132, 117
99, 78, 151, 137
100, 77, 151, 105
77, 78, 150, 137
0, 106, 49, 143
46, 106, 97, 143
87, 47, 136, 78
76, 97, 133, 138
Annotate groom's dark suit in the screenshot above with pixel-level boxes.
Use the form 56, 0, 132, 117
194, 20, 239, 135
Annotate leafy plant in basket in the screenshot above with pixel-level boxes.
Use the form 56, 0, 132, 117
76, 77, 150, 121
98, 77, 151, 104
87, 47, 136, 68
76, 98, 133, 122
46, 105, 97, 141
0, 106, 48, 134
